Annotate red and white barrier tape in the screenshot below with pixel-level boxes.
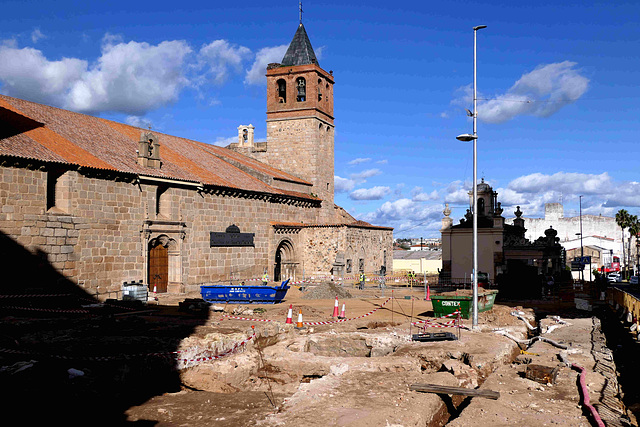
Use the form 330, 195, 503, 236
221, 315, 275, 322
0, 332, 256, 363
303, 297, 392, 326
412, 310, 462, 328
0, 306, 90, 314
0, 293, 74, 299
219, 297, 392, 325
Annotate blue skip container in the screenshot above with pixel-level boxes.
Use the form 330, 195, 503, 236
200, 279, 290, 304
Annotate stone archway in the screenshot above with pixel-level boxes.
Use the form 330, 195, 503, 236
148, 235, 177, 293
274, 239, 296, 282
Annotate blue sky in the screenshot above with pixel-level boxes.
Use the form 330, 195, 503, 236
1, 1, 639, 238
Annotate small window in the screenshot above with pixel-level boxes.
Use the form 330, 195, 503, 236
318, 78, 322, 101
346, 259, 352, 274
478, 198, 485, 216
156, 186, 171, 218
359, 258, 364, 272
296, 77, 306, 102
46, 169, 69, 212
277, 79, 286, 103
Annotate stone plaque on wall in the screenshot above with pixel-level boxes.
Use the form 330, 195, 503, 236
210, 224, 255, 247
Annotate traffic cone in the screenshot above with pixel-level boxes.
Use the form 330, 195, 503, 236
295, 309, 305, 329
339, 303, 346, 319
285, 304, 293, 324
332, 296, 340, 317
153, 285, 158, 302
426, 285, 431, 301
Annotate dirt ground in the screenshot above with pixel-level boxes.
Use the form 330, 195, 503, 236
1, 281, 636, 426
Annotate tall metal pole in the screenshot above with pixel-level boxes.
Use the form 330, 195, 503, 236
472, 25, 486, 328
580, 195, 583, 281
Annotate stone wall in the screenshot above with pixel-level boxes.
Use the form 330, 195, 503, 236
0, 164, 325, 299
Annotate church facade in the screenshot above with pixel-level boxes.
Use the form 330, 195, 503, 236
440, 180, 565, 291
0, 23, 392, 299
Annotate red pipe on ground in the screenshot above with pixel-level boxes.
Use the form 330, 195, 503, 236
571, 363, 605, 427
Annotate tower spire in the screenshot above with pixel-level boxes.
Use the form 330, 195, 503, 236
299, 1, 303, 24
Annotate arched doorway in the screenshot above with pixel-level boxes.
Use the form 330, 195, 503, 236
148, 235, 176, 293
274, 239, 295, 282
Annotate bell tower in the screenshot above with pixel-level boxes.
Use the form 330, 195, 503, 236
265, 23, 335, 218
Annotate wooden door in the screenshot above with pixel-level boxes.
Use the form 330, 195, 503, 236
149, 244, 168, 293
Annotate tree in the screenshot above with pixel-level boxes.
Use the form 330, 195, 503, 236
616, 209, 631, 278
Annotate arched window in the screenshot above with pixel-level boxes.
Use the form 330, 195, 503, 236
296, 77, 306, 102
318, 78, 322, 101
478, 198, 485, 216
277, 79, 286, 103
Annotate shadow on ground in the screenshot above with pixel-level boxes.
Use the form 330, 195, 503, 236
0, 231, 207, 426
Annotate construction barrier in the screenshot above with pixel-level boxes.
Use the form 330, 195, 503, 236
0, 330, 256, 365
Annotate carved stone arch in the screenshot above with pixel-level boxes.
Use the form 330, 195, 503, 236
274, 237, 297, 282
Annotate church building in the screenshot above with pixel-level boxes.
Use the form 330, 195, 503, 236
440, 180, 565, 292
0, 22, 393, 299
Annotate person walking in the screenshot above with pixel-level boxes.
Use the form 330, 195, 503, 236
359, 271, 366, 290
262, 271, 269, 286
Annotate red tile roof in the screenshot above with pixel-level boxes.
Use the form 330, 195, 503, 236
0, 95, 317, 201
270, 220, 393, 231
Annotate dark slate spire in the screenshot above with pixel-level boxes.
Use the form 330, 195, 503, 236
281, 23, 319, 67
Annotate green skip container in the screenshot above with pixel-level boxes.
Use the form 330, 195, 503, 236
431, 290, 498, 319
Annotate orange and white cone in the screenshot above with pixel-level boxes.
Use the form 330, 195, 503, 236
426, 285, 431, 301
339, 303, 346, 319
295, 309, 304, 329
286, 304, 293, 324
332, 296, 340, 318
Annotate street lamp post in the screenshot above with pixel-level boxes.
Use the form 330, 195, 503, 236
456, 24, 486, 329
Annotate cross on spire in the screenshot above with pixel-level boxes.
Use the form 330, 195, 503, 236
299, 1, 303, 24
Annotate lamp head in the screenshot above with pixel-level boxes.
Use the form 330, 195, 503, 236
456, 133, 478, 142
474, 25, 487, 31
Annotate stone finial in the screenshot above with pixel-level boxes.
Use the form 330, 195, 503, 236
494, 202, 503, 217
514, 206, 523, 218
443, 203, 451, 217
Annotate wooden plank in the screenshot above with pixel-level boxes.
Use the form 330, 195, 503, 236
409, 383, 500, 400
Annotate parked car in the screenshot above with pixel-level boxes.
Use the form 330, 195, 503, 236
607, 272, 621, 283
630, 276, 639, 285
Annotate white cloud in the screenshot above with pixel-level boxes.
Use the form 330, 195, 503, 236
0, 43, 87, 106
350, 168, 382, 183
349, 186, 391, 200
213, 136, 237, 147
195, 40, 251, 85
69, 39, 192, 114
411, 186, 439, 202
125, 115, 153, 129
348, 157, 371, 165
0, 38, 192, 115
244, 44, 288, 85
31, 28, 46, 44
376, 159, 388, 164
454, 61, 589, 124
359, 198, 444, 235
508, 172, 612, 195
334, 175, 356, 193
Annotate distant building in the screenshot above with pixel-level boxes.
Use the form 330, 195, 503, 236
505, 202, 634, 273
393, 250, 442, 275
440, 180, 566, 293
